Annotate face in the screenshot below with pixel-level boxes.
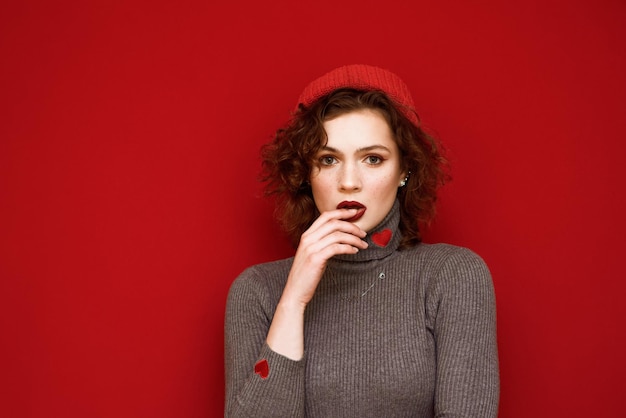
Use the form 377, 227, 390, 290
310, 109, 406, 232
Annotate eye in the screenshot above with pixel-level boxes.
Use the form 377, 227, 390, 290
365, 155, 383, 165
319, 155, 338, 166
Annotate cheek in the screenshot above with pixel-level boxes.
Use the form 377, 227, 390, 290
310, 174, 326, 193
310, 174, 334, 205
368, 174, 399, 194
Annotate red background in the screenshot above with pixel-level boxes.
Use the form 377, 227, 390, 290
1, 0, 625, 417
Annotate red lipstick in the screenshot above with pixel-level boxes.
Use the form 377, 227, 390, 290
337, 201, 367, 222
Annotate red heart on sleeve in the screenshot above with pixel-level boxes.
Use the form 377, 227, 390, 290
254, 359, 269, 379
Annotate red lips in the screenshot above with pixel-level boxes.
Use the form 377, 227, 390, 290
337, 201, 367, 222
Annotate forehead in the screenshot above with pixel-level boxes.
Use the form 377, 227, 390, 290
322, 109, 395, 148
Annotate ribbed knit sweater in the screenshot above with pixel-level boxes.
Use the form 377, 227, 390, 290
224, 201, 499, 417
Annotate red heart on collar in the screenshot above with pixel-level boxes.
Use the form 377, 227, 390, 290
371, 228, 392, 247
254, 359, 269, 379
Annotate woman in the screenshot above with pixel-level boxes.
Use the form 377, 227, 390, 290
224, 64, 499, 417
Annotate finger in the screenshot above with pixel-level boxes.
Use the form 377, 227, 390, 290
300, 224, 368, 251
305, 212, 367, 239
313, 241, 364, 260
314, 208, 365, 224
303, 230, 369, 259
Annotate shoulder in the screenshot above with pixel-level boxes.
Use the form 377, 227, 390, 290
232, 257, 294, 285
403, 242, 490, 276
410, 243, 495, 310
227, 257, 294, 304
403, 243, 494, 300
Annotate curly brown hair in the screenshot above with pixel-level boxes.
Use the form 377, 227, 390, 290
260, 89, 449, 249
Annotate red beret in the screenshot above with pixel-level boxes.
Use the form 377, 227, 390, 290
297, 64, 420, 127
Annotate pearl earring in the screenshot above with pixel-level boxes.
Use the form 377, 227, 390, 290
399, 172, 410, 187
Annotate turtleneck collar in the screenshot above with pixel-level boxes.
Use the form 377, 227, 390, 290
331, 198, 402, 264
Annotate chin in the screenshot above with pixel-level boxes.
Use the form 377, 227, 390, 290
355, 219, 374, 233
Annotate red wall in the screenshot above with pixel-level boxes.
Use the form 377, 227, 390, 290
1, 0, 625, 416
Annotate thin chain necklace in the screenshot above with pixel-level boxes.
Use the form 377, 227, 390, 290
337, 271, 386, 301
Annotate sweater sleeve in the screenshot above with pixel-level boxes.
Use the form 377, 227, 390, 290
426, 247, 500, 417
224, 266, 306, 418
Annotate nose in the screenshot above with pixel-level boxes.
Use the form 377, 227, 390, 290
338, 162, 362, 192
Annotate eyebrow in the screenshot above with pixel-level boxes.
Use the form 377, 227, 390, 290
319, 145, 392, 153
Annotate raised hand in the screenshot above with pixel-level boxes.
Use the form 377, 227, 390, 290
284, 208, 368, 306
266, 208, 368, 360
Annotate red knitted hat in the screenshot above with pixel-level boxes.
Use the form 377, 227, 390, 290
297, 64, 420, 127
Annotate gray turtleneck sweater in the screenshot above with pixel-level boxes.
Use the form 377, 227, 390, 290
225, 201, 499, 417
